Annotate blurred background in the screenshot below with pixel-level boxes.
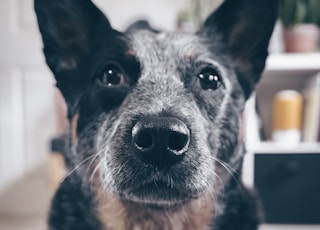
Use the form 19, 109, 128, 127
0, 0, 319, 230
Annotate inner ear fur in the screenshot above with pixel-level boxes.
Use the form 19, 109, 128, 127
34, 0, 119, 115
35, 0, 114, 75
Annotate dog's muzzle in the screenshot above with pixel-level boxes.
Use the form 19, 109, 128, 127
132, 116, 190, 169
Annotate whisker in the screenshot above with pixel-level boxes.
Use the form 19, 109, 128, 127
62, 154, 98, 182
213, 157, 242, 190
89, 159, 104, 191
85, 152, 100, 178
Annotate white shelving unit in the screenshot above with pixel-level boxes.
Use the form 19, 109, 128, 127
244, 53, 320, 150
265, 53, 320, 72
243, 142, 320, 187
244, 53, 320, 230
259, 224, 320, 230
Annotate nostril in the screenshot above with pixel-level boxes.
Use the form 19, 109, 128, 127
168, 131, 190, 154
134, 130, 154, 150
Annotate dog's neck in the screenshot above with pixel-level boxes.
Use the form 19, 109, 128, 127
96, 191, 215, 230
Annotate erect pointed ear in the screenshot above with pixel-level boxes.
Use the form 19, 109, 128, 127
200, 0, 278, 99
34, 0, 117, 113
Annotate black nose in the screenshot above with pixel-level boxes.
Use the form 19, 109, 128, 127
132, 117, 190, 169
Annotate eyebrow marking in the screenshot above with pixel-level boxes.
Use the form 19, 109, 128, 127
126, 50, 136, 57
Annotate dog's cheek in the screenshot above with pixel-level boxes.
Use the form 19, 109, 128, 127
186, 152, 216, 194
218, 119, 239, 160
193, 85, 243, 181
192, 91, 225, 153
216, 84, 245, 161
212, 104, 242, 184
93, 112, 134, 192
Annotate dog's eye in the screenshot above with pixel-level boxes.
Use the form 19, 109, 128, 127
197, 68, 222, 90
99, 63, 125, 87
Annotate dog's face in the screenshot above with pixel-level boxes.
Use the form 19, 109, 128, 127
35, 0, 277, 207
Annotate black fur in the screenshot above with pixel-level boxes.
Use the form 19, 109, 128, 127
35, 0, 277, 229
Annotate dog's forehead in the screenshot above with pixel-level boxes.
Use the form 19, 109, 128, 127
130, 31, 203, 53
129, 31, 212, 71
127, 30, 233, 91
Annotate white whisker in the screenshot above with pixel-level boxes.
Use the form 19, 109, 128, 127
62, 154, 98, 182
213, 156, 242, 190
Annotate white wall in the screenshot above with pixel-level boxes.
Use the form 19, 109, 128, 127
93, 0, 223, 31
0, 0, 55, 193
94, 0, 188, 31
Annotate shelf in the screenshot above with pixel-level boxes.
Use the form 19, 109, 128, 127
257, 53, 320, 140
260, 224, 320, 230
242, 142, 320, 188
248, 142, 320, 153
265, 53, 320, 72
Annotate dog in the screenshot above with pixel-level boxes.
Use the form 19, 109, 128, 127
35, 0, 277, 229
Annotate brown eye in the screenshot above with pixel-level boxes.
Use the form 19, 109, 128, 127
197, 67, 222, 90
99, 63, 125, 86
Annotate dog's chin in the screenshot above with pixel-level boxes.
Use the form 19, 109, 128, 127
118, 180, 200, 209
122, 195, 189, 210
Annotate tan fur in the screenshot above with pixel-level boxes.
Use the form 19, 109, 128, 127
96, 190, 215, 230
49, 152, 67, 195
71, 113, 79, 144
127, 50, 136, 57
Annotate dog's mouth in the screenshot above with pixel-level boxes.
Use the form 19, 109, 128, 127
120, 177, 194, 207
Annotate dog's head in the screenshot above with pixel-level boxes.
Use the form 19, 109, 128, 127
35, 0, 277, 207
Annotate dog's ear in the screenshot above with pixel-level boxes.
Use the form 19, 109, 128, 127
200, 0, 277, 99
34, 0, 116, 113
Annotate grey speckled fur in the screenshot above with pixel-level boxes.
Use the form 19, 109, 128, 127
34, 0, 278, 229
